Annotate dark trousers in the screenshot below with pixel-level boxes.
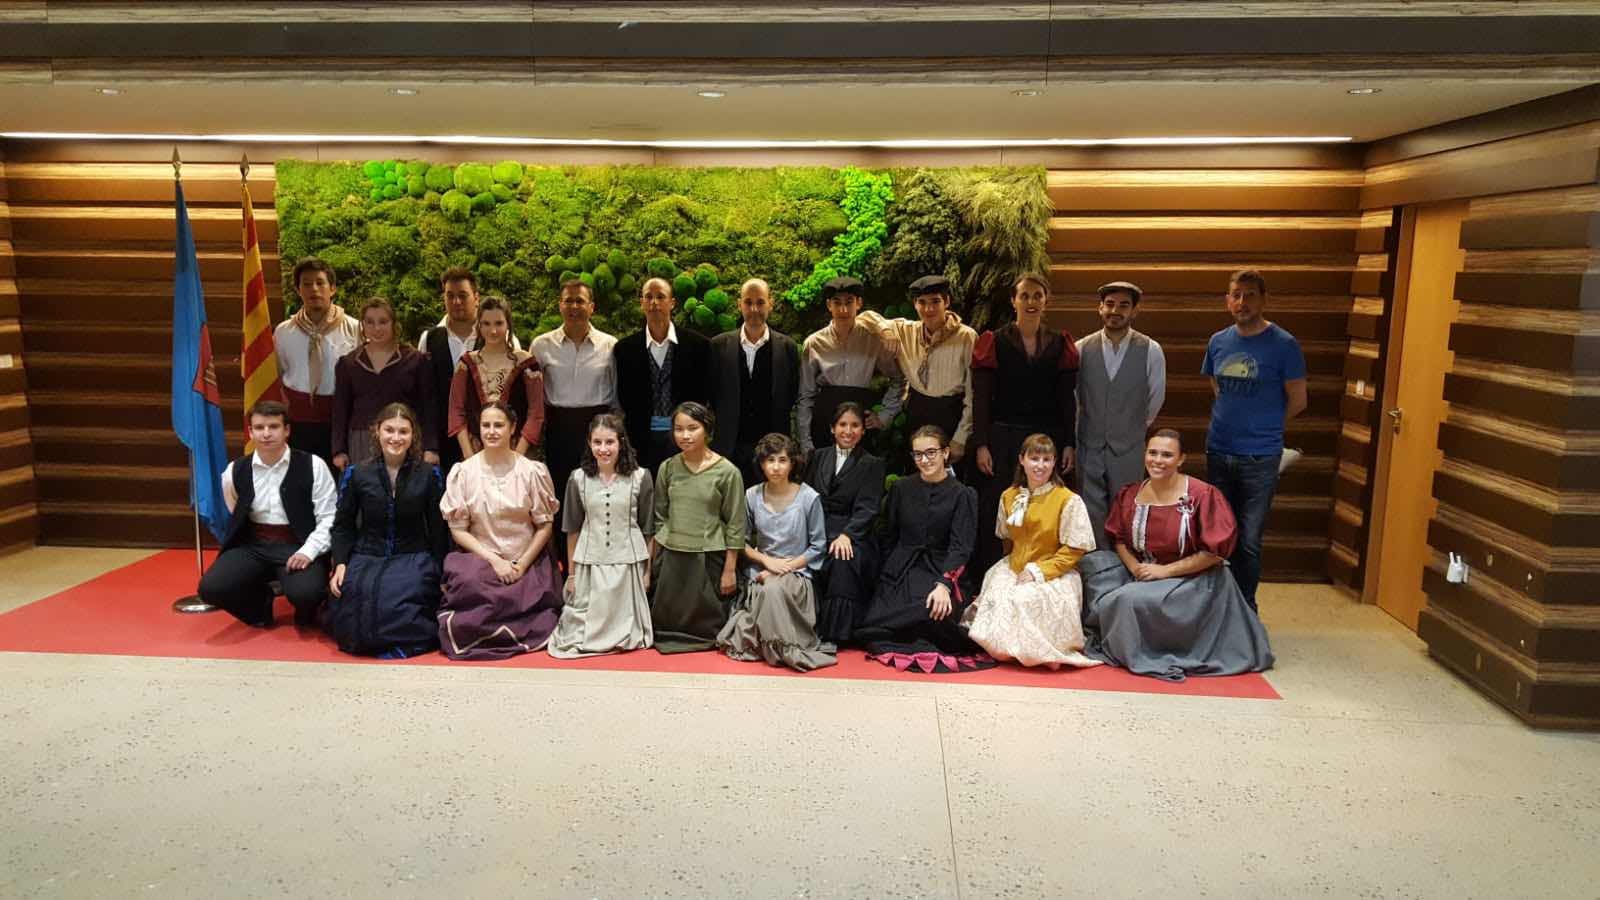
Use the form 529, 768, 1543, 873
198, 541, 330, 627
733, 439, 761, 487
288, 421, 333, 466
972, 422, 1036, 576
545, 403, 611, 564
1206, 450, 1282, 610
436, 434, 464, 483
642, 429, 677, 479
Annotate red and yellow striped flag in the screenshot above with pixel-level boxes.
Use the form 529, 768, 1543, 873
240, 177, 282, 452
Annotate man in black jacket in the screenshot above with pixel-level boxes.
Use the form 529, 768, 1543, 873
708, 278, 800, 485
613, 276, 713, 475
197, 400, 338, 628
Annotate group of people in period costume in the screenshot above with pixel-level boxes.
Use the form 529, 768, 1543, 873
198, 256, 1302, 682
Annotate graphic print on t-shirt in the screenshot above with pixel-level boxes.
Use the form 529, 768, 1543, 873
1215, 352, 1260, 397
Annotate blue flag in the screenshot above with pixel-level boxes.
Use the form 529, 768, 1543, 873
171, 179, 231, 542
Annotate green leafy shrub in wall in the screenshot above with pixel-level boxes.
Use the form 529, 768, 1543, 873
276, 159, 1047, 346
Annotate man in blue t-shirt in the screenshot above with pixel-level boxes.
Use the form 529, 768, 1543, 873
1201, 269, 1308, 610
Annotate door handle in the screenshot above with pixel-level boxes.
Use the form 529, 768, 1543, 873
1386, 407, 1403, 434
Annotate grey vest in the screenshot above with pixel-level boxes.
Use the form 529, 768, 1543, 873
1077, 329, 1153, 456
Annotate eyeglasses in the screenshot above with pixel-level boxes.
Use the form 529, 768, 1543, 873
910, 448, 945, 462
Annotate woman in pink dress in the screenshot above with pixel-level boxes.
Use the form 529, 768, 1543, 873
436, 402, 563, 660
1079, 428, 1274, 681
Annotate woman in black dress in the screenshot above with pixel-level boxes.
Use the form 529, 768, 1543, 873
854, 425, 992, 673
802, 402, 885, 645
325, 402, 449, 657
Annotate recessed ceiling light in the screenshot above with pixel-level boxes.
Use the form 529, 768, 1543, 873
1347, 87, 1381, 95
697, 90, 725, 99
1012, 89, 1041, 97
390, 87, 420, 96
94, 88, 121, 96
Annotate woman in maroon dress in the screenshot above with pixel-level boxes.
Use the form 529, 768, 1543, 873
1078, 429, 1274, 681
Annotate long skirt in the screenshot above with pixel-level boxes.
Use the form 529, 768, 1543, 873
344, 428, 376, 467
855, 557, 993, 674
548, 561, 653, 658
963, 559, 1101, 669
437, 550, 563, 660
1079, 549, 1275, 682
717, 572, 838, 672
322, 550, 441, 657
814, 536, 878, 645
651, 548, 731, 654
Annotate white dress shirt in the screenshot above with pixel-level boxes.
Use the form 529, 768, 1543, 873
530, 326, 619, 408
646, 322, 679, 369
416, 317, 521, 365
835, 446, 852, 474
1079, 328, 1169, 427
220, 450, 338, 560
739, 324, 771, 374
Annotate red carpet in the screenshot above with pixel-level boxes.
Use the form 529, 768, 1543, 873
0, 550, 1278, 700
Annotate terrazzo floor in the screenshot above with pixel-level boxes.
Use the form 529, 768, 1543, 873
2, 546, 1597, 899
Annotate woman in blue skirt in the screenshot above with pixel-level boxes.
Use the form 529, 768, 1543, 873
325, 402, 449, 657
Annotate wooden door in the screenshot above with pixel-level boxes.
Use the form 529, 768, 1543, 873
1363, 200, 1467, 629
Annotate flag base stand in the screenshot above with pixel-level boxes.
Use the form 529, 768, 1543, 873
172, 594, 217, 614
171, 507, 217, 614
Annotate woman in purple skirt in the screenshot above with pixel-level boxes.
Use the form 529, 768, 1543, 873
436, 402, 563, 660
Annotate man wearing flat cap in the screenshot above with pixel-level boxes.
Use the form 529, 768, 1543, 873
859, 274, 978, 461
1075, 280, 1167, 547
797, 275, 905, 455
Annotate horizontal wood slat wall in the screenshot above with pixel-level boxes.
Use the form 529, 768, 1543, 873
1326, 209, 1400, 593
1399, 130, 1600, 726
0, 144, 39, 556
1045, 167, 1369, 582
7, 146, 277, 546
7, 142, 1366, 581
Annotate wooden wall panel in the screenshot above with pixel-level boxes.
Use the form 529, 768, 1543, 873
8, 147, 266, 547
1415, 176, 1600, 728
1045, 166, 1367, 582
0, 146, 39, 556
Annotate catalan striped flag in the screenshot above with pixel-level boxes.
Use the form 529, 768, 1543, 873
239, 176, 282, 452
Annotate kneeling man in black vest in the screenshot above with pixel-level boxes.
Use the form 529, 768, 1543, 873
198, 400, 338, 627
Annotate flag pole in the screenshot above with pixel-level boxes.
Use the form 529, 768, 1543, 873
170, 145, 219, 615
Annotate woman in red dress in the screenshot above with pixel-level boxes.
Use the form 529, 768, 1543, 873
1079, 429, 1274, 681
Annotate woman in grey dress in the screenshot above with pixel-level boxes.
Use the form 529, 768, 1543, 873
550, 413, 655, 658
1080, 429, 1274, 681
718, 432, 836, 671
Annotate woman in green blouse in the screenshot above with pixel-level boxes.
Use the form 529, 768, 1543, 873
651, 401, 748, 652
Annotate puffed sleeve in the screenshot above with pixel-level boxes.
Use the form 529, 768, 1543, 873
446, 360, 470, 438
653, 459, 673, 536
937, 484, 978, 587
1034, 492, 1095, 581
331, 356, 354, 458
803, 489, 827, 572
721, 465, 748, 550
970, 330, 998, 370
517, 356, 547, 447
425, 465, 450, 559
1192, 479, 1239, 558
440, 460, 473, 531
561, 471, 586, 534
636, 469, 656, 536
1056, 330, 1081, 370
528, 461, 558, 527
1105, 480, 1140, 549
329, 465, 360, 565
994, 490, 1012, 540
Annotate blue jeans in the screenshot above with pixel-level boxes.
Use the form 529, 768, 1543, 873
1206, 451, 1282, 610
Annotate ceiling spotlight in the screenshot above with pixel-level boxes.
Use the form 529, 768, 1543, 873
1012, 89, 1041, 97
94, 87, 122, 96
390, 87, 420, 96
1347, 87, 1381, 95
697, 90, 726, 99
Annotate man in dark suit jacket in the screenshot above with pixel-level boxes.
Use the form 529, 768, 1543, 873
708, 278, 800, 485
613, 276, 713, 475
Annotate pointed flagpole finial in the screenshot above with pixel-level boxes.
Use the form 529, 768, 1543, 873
171, 146, 182, 180
240, 152, 250, 182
